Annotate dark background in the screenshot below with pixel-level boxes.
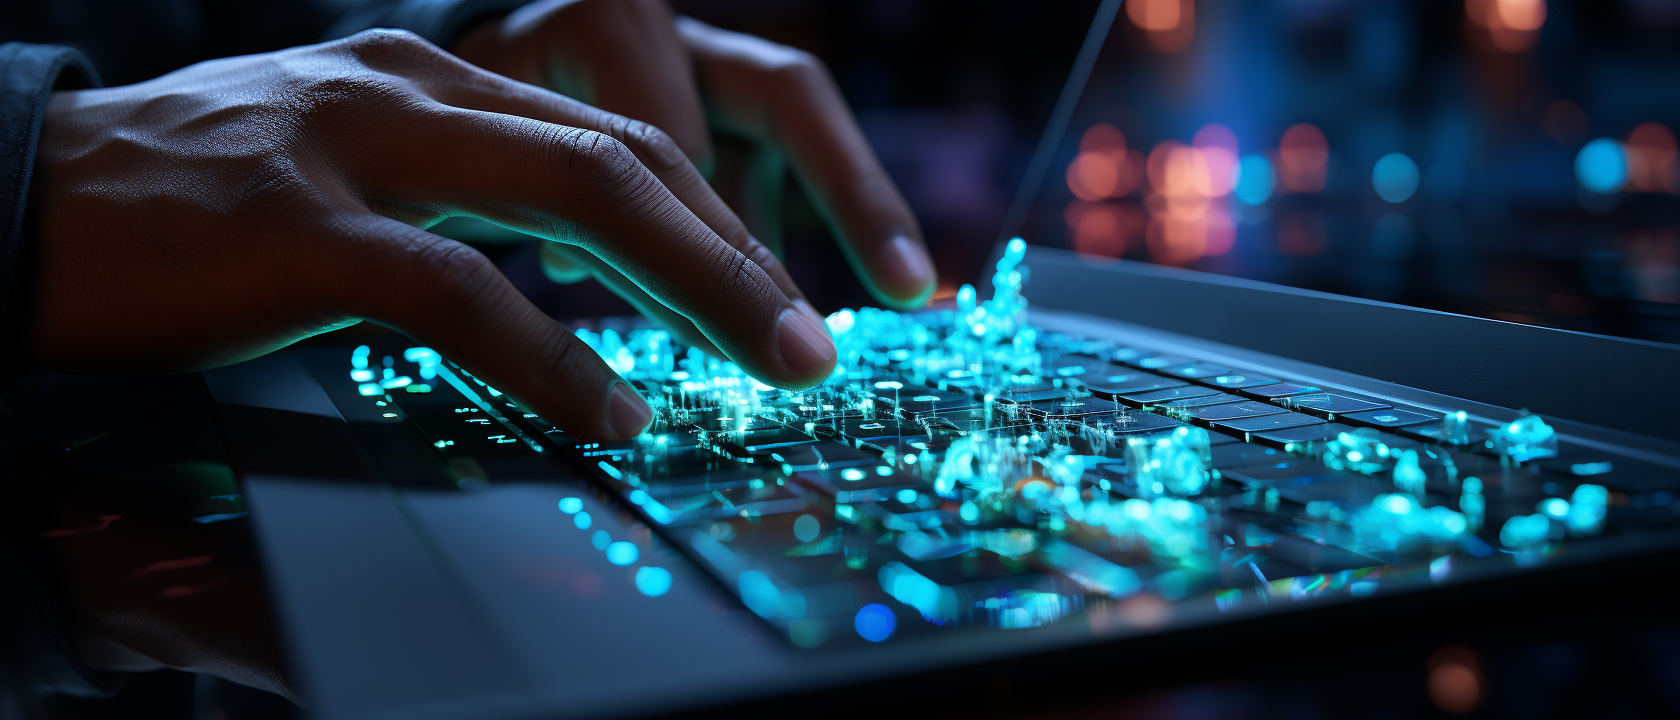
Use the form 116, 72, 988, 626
38, 1, 1680, 718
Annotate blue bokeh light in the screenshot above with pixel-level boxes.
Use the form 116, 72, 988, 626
1575, 138, 1628, 193
634, 566, 672, 597
606, 541, 639, 566
854, 603, 897, 642
573, 511, 592, 529
558, 497, 583, 514
1233, 154, 1274, 205
1372, 153, 1420, 203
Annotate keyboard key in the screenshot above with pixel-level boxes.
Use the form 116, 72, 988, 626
1200, 372, 1282, 389
1084, 372, 1188, 398
1043, 355, 1120, 380
817, 418, 928, 446
1127, 353, 1197, 370
1241, 382, 1322, 399
1214, 412, 1324, 434
1160, 392, 1245, 409
1025, 396, 1129, 419
1185, 401, 1287, 422
1341, 408, 1439, 428
1276, 392, 1390, 416
1122, 385, 1223, 404
1210, 442, 1287, 468
1157, 362, 1234, 379
1089, 410, 1182, 434
1253, 422, 1364, 445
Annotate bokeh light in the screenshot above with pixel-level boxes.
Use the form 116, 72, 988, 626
1576, 138, 1629, 193
1469, 0, 1546, 52
1065, 200, 1144, 258
1277, 123, 1329, 193
1233, 155, 1275, 204
1427, 646, 1484, 714
854, 603, 897, 642
1372, 153, 1420, 203
634, 566, 672, 597
1624, 122, 1678, 193
1128, 0, 1194, 52
606, 541, 639, 566
1066, 124, 1143, 201
1193, 124, 1239, 197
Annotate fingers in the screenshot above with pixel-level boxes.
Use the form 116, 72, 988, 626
357, 108, 835, 388
462, 0, 715, 170
333, 216, 652, 440
412, 55, 821, 323
541, 243, 724, 358
677, 18, 938, 309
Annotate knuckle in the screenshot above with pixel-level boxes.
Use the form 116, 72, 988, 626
536, 333, 590, 389
618, 120, 687, 174
556, 128, 652, 204
343, 28, 435, 57
400, 237, 502, 314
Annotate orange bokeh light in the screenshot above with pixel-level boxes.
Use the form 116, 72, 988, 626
1276, 123, 1328, 193
1128, 0, 1194, 53
1066, 201, 1144, 259
1624, 122, 1678, 193
1067, 124, 1143, 201
1469, 0, 1545, 52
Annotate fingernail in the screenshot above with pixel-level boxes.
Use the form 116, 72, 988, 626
793, 299, 828, 331
776, 308, 837, 376
877, 235, 936, 302
608, 383, 652, 439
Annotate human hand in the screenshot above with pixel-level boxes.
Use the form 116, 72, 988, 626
452, 0, 938, 311
31, 29, 838, 440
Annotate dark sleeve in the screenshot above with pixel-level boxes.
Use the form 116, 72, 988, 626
0, 43, 98, 412
0, 43, 119, 718
322, 0, 534, 49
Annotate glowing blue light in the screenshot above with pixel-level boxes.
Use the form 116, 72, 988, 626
840, 468, 865, 481
854, 603, 896, 642
896, 488, 918, 504
350, 369, 374, 382
1576, 139, 1628, 193
379, 375, 412, 389
606, 541, 639, 565
1538, 497, 1570, 519
635, 566, 672, 597
597, 461, 622, 480
351, 345, 370, 369
793, 514, 821, 543
574, 511, 592, 529
357, 383, 382, 396
1371, 153, 1420, 203
558, 497, 583, 514
1232, 154, 1274, 205
592, 530, 611, 550
875, 465, 893, 476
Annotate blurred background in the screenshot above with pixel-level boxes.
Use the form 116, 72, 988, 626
499, 0, 1680, 346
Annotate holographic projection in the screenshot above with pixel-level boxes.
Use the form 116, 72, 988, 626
352, 240, 1658, 649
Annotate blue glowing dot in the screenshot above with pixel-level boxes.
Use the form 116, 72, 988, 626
357, 383, 382, 396
854, 603, 896, 642
1372, 153, 1420, 203
1539, 497, 1570, 518
1233, 154, 1274, 205
592, 530, 611, 550
840, 468, 866, 481
350, 369, 374, 382
1576, 138, 1628, 193
896, 488, 918, 504
606, 541, 639, 566
959, 501, 980, 523
635, 566, 672, 597
559, 497, 583, 514
793, 514, 821, 543
875, 465, 893, 476
574, 511, 592, 529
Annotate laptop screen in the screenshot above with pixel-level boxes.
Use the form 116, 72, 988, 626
1008, 0, 1680, 345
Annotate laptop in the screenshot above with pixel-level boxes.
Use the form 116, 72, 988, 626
183, 2, 1680, 717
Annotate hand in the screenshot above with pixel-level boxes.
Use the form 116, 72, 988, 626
31, 29, 838, 440
452, 0, 938, 311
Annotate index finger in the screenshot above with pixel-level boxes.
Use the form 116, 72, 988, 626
676, 17, 937, 309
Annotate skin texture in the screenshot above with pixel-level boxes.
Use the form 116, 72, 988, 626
453, 0, 939, 312
31, 29, 840, 443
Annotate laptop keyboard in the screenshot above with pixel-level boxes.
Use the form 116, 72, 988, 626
349, 240, 1678, 649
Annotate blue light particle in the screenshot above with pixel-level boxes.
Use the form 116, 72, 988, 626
635, 566, 672, 597
1576, 139, 1628, 193
574, 511, 592, 529
558, 497, 583, 514
606, 541, 639, 566
1232, 154, 1274, 205
896, 488, 918, 504
592, 530, 611, 550
854, 603, 896, 642
1372, 153, 1420, 203
793, 514, 821, 543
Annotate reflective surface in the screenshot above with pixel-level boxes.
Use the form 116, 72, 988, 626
349, 245, 1677, 650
